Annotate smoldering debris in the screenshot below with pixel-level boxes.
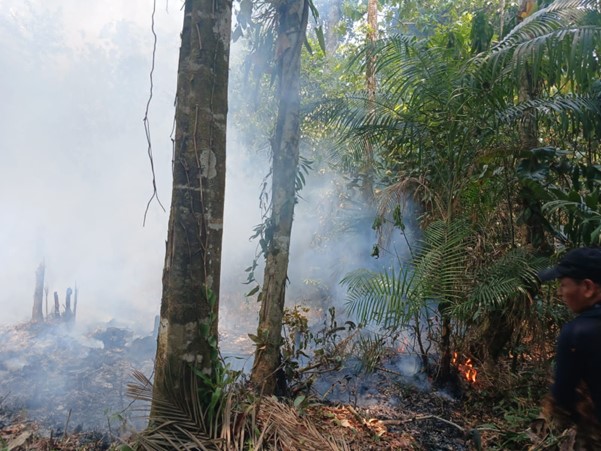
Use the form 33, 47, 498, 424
0, 320, 156, 436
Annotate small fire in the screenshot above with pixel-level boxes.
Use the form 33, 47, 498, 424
452, 352, 478, 383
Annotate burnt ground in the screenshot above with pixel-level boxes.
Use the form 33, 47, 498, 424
0, 322, 155, 436
0, 322, 528, 450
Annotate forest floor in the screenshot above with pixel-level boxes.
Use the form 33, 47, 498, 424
0, 387, 496, 450
0, 321, 554, 450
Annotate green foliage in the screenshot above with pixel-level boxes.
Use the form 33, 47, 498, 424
354, 332, 389, 373
470, 10, 494, 54
280, 305, 357, 394
323, 0, 601, 369
458, 249, 543, 317
544, 195, 601, 245
343, 266, 417, 328
512, 143, 601, 246
485, 0, 601, 91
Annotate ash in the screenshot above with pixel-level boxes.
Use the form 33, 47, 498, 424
0, 321, 156, 435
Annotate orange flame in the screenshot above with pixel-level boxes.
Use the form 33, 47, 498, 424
452, 352, 477, 383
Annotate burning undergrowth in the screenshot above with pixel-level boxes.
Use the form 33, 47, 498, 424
0, 302, 488, 450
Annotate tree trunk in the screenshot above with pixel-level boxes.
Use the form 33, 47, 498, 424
250, 0, 309, 396
31, 262, 45, 323
325, 0, 342, 55
73, 286, 78, 320
361, 0, 378, 201
515, 0, 550, 251
151, 0, 232, 418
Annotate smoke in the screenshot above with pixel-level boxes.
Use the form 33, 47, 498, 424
0, 1, 423, 432
0, 0, 411, 338
0, 1, 178, 331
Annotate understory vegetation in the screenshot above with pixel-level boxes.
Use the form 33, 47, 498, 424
127, 0, 601, 448
25, 0, 596, 449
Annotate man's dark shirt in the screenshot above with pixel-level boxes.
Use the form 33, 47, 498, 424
552, 303, 601, 421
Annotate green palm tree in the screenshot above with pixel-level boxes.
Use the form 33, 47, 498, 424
322, 0, 601, 381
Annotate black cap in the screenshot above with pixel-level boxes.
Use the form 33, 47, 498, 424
538, 247, 601, 284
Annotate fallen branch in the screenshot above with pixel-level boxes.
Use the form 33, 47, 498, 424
382, 414, 465, 433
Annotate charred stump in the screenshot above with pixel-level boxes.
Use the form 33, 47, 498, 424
73, 286, 78, 320
54, 291, 60, 318
31, 262, 45, 323
44, 287, 49, 319
64, 287, 73, 322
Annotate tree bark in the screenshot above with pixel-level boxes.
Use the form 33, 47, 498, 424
31, 262, 45, 323
516, 0, 550, 251
361, 0, 377, 201
325, 0, 342, 55
250, 0, 309, 396
151, 0, 232, 417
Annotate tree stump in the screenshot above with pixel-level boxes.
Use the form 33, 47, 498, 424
31, 263, 45, 323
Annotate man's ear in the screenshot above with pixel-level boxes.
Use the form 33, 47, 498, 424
583, 279, 601, 298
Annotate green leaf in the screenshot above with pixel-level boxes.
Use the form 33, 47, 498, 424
307, 0, 319, 21
246, 285, 260, 297
293, 395, 306, 408
316, 25, 326, 55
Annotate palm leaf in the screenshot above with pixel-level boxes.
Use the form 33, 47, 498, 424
485, 0, 601, 87
342, 267, 419, 328
456, 248, 543, 319
343, 219, 473, 329
415, 220, 473, 305
498, 93, 601, 130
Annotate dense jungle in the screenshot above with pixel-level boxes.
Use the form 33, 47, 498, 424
1, 0, 601, 449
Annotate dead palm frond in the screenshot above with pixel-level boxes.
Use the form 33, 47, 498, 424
127, 369, 220, 451
126, 369, 348, 451
255, 396, 349, 451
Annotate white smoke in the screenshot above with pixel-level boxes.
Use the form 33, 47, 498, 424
0, 0, 410, 339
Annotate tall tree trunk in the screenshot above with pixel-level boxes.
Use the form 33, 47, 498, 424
499, 0, 507, 38
516, 0, 550, 251
361, 0, 378, 201
325, 0, 342, 55
151, 0, 232, 418
64, 287, 73, 322
250, 0, 309, 396
32, 262, 45, 323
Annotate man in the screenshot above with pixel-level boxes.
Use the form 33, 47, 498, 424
539, 247, 601, 445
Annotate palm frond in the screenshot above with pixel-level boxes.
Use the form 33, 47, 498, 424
458, 249, 543, 319
342, 267, 418, 328
127, 369, 219, 451
485, 0, 601, 86
498, 93, 601, 134
343, 219, 473, 329
415, 220, 473, 305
